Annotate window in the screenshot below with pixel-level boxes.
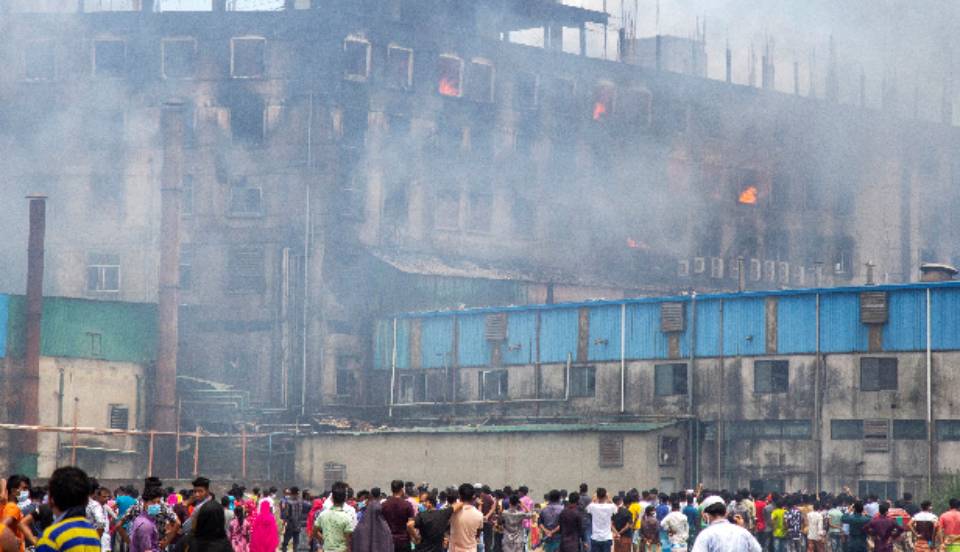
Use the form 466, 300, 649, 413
861, 357, 897, 391
863, 419, 891, 453
592, 82, 616, 122
343, 37, 371, 81
231, 37, 265, 78
386, 45, 413, 89
658, 436, 679, 466
162, 37, 197, 79
323, 463, 347, 494
87, 254, 120, 293
569, 366, 596, 398
465, 193, 492, 233
514, 72, 539, 110
93, 38, 125, 78
831, 419, 863, 440
226, 247, 265, 293
937, 420, 960, 441
749, 479, 785, 496
229, 180, 263, 216
858, 481, 898, 501
179, 245, 193, 290
24, 40, 56, 81
435, 190, 460, 230
479, 370, 508, 400
437, 55, 463, 97
725, 420, 811, 440
108, 405, 129, 430
181, 175, 194, 216
336, 355, 358, 396
754, 360, 789, 393
228, 94, 265, 145
655, 363, 688, 396
598, 435, 623, 467
87, 332, 103, 357
398, 373, 426, 403
466, 59, 494, 102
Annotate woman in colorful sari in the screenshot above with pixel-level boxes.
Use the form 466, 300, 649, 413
249, 501, 279, 552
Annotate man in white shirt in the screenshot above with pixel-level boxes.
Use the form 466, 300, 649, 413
585, 488, 617, 552
691, 496, 761, 552
661, 501, 690, 551
806, 502, 826, 552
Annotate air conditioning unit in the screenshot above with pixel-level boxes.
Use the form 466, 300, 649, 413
778, 262, 790, 285
749, 259, 762, 281
710, 257, 724, 279
677, 259, 690, 277
764, 260, 776, 282
693, 257, 706, 274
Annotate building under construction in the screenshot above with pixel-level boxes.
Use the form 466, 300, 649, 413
1, 1, 960, 486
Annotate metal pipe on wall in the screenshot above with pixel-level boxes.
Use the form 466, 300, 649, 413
389, 318, 398, 417
300, 93, 313, 417
23, 194, 46, 468
565, 353, 572, 401
814, 293, 823, 494
688, 291, 698, 486
926, 287, 933, 494
619, 303, 626, 413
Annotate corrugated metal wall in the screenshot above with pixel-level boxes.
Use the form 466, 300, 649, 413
373, 284, 960, 368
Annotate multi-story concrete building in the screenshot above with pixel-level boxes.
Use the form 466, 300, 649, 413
0, 1, 958, 436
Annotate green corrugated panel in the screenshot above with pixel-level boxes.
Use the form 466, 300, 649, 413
5, 296, 156, 363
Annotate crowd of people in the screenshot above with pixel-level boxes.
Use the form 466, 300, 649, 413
1, 467, 959, 552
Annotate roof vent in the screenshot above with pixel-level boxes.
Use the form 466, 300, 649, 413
660, 302, 685, 333
860, 292, 888, 324
484, 313, 507, 341
920, 263, 958, 282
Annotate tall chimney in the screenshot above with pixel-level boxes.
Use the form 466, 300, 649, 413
154, 102, 184, 440
21, 195, 46, 474
725, 42, 732, 83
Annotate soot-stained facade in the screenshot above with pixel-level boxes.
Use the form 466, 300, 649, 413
0, 1, 959, 426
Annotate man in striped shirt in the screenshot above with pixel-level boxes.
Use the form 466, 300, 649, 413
36, 466, 101, 552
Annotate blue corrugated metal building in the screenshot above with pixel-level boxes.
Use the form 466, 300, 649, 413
374, 281, 960, 369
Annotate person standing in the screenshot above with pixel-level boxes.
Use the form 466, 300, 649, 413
499, 496, 533, 552
578, 486, 592, 552
36, 467, 102, 552
249, 501, 280, 552
382, 481, 416, 552
585, 490, 616, 552
690, 497, 760, 552
4, 474, 37, 550
176, 501, 232, 552
352, 490, 393, 552
770, 500, 787, 552
825, 501, 844, 552
639, 506, 660, 552
681, 496, 700, 549
317, 489, 355, 552
479, 487, 496, 552
129, 486, 162, 552
413, 493, 452, 552
280, 487, 306, 552
539, 491, 565, 552
449, 484, 484, 552
863, 503, 903, 552
909, 500, 938, 552
805, 502, 826, 552
660, 502, 689, 552
558, 493, 584, 552
840, 501, 872, 552
611, 496, 633, 552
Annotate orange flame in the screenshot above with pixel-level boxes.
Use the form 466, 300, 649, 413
593, 101, 607, 120
439, 78, 460, 97
738, 186, 758, 204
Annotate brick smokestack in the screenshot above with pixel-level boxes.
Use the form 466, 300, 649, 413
21, 194, 46, 473
154, 102, 184, 437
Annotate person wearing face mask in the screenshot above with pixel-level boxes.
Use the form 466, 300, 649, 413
2, 474, 37, 551
129, 488, 164, 552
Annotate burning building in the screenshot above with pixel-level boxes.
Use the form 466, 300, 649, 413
0, 1, 959, 482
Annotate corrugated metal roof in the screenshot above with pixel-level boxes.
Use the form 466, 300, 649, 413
315, 421, 678, 436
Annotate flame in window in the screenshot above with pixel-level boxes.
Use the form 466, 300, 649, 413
593, 101, 608, 121
738, 186, 758, 205
439, 77, 460, 97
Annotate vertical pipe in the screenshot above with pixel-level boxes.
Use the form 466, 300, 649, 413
55, 367, 64, 467
926, 287, 933, 494
241, 425, 248, 479
155, 102, 184, 435
71, 397, 78, 466
175, 399, 181, 479
147, 431, 155, 475
688, 292, 698, 487
193, 428, 201, 476
388, 318, 398, 417
814, 293, 823, 494
23, 195, 46, 465
717, 299, 724, 487
300, 93, 313, 417
565, 353, 572, 401
619, 303, 626, 413
281, 247, 290, 408
267, 433, 273, 480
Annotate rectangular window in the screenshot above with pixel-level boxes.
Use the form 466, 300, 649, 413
479, 370, 508, 400
181, 175, 194, 216
323, 462, 346, 494
231, 37, 265, 78
569, 366, 596, 398
831, 419, 863, 440
863, 419, 891, 453
937, 420, 960, 441
229, 180, 263, 217
860, 357, 897, 391
893, 420, 926, 440
598, 434, 623, 467
514, 72, 539, 110
858, 481, 898, 501
725, 420, 811, 440
465, 193, 492, 233
179, 245, 193, 291
343, 37, 371, 81
437, 55, 463, 97
592, 82, 616, 122
87, 332, 103, 357
86, 254, 120, 293
658, 436, 679, 466
108, 405, 129, 430
93, 38, 125, 78
754, 360, 789, 393
466, 59, 494, 102
162, 37, 197, 79
336, 355, 357, 396
228, 95, 265, 145
226, 247, 265, 293
435, 189, 460, 230
655, 363, 688, 396
24, 40, 56, 81
386, 45, 413, 89
749, 479, 785, 496
398, 373, 426, 404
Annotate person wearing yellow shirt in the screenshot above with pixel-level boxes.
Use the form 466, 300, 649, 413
770, 500, 788, 552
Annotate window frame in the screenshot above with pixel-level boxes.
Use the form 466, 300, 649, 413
654, 363, 688, 396
568, 365, 596, 398
860, 357, 898, 392
437, 54, 464, 98
342, 36, 372, 82
230, 36, 266, 79
467, 57, 495, 103
92, 37, 127, 78
225, 246, 266, 294
161, 36, 198, 80
23, 39, 57, 82
386, 44, 414, 89
86, 256, 121, 294
830, 419, 864, 440
754, 360, 789, 394
479, 369, 508, 401
228, 183, 264, 217
108, 404, 129, 430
